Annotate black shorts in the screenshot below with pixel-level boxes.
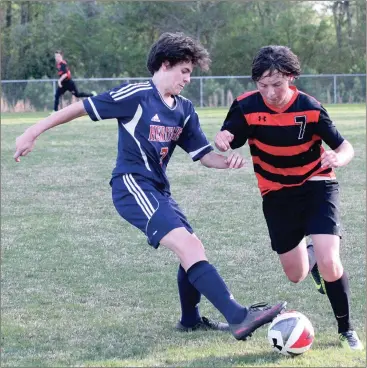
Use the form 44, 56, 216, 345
262, 180, 341, 255
59, 79, 77, 94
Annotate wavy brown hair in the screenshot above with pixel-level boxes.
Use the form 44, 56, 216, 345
251, 46, 301, 81
147, 32, 211, 75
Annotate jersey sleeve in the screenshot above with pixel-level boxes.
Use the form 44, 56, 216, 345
220, 99, 250, 149
315, 106, 345, 149
177, 107, 213, 161
83, 84, 143, 121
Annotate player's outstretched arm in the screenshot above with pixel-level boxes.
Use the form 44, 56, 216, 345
321, 139, 354, 169
200, 151, 245, 169
14, 101, 87, 162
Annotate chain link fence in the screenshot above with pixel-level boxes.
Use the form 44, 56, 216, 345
1, 74, 365, 112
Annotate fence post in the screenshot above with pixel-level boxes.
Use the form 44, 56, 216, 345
333, 75, 337, 104
200, 77, 203, 108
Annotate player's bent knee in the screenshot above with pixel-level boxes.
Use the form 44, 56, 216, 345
281, 259, 308, 283
284, 268, 307, 283
317, 258, 343, 281
287, 274, 305, 284
318, 257, 335, 270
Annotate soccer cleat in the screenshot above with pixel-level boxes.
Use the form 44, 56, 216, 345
175, 316, 229, 332
310, 263, 326, 295
339, 330, 364, 351
229, 301, 287, 340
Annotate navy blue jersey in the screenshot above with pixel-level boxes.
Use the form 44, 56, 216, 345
83, 80, 213, 192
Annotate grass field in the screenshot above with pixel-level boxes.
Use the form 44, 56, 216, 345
1, 105, 366, 367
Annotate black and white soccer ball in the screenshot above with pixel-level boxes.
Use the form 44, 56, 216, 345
268, 310, 314, 356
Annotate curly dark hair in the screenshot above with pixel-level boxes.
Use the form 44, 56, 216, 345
251, 45, 301, 81
147, 32, 211, 75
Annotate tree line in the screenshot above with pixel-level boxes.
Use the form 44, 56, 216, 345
2, 0, 365, 81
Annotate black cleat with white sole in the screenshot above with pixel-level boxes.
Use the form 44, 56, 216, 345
176, 316, 229, 332
229, 301, 287, 340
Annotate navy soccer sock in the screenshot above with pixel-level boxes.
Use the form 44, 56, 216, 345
324, 272, 353, 333
177, 265, 201, 327
187, 261, 247, 324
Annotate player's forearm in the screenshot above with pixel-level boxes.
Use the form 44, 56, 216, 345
334, 140, 354, 166
200, 151, 229, 169
27, 101, 87, 138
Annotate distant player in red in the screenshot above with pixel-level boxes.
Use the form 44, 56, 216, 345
54, 51, 95, 112
215, 45, 363, 351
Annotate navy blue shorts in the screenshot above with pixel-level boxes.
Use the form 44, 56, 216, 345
111, 174, 193, 248
262, 180, 341, 255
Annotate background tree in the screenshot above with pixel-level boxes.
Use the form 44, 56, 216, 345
1, 0, 365, 80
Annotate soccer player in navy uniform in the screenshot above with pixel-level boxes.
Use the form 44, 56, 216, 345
53, 51, 95, 112
14, 33, 286, 340
215, 45, 363, 350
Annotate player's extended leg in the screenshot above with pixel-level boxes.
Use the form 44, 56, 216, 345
311, 234, 363, 350
112, 174, 286, 340
69, 80, 93, 98
161, 228, 286, 340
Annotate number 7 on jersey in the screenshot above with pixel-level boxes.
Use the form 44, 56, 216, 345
295, 116, 307, 140
160, 147, 169, 166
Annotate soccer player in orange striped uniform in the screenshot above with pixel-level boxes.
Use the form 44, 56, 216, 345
215, 45, 363, 350
53, 51, 95, 112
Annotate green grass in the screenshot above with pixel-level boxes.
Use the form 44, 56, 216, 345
1, 105, 366, 367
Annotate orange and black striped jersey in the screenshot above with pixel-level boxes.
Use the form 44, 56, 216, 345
221, 86, 344, 196
56, 60, 71, 80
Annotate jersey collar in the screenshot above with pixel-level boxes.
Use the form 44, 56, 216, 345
150, 79, 177, 111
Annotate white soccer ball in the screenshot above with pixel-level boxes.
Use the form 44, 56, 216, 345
268, 310, 315, 356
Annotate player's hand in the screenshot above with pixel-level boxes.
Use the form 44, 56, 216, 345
14, 131, 37, 162
215, 130, 234, 152
225, 152, 245, 169
58, 81, 62, 88
321, 150, 342, 168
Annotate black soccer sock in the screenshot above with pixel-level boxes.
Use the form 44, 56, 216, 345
324, 272, 353, 333
177, 264, 201, 327
74, 92, 93, 98
187, 261, 247, 324
307, 243, 317, 272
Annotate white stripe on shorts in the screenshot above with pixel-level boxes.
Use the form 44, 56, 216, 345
123, 174, 155, 218
126, 174, 155, 214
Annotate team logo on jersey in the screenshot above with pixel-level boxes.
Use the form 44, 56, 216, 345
151, 114, 161, 122
148, 125, 183, 142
